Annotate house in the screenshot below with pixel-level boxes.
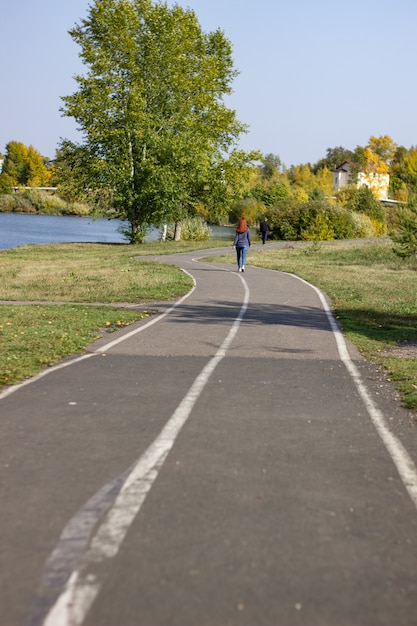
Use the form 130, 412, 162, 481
333, 161, 389, 200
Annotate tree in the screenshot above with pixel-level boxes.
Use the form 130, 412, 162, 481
391, 194, 417, 260
0, 141, 51, 188
367, 135, 397, 164
313, 145, 355, 172
259, 153, 282, 179
58, 0, 250, 242
2, 141, 28, 185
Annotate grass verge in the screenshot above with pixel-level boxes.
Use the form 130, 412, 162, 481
209, 240, 417, 411
0, 305, 144, 387
0, 241, 219, 388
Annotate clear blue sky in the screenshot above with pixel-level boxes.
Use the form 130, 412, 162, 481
1, 0, 416, 166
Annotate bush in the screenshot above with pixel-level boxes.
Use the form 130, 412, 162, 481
391, 196, 417, 260
12, 196, 36, 213
349, 212, 376, 238
268, 199, 357, 241
0, 173, 14, 194
229, 197, 265, 226
0, 189, 92, 216
22, 189, 67, 214
337, 186, 385, 222
0, 193, 35, 213
0, 195, 17, 213
63, 202, 92, 216
165, 217, 212, 241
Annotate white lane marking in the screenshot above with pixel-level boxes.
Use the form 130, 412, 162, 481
289, 272, 417, 510
0, 353, 95, 401
95, 270, 196, 353
0, 273, 196, 401
28, 468, 133, 626
42, 274, 249, 626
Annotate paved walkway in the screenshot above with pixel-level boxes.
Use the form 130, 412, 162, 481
1, 248, 417, 626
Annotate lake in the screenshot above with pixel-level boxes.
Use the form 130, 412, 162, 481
0, 213, 234, 250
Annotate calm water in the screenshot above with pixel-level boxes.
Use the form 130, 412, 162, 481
0, 213, 234, 250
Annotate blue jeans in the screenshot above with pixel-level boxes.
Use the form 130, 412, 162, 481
236, 245, 248, 269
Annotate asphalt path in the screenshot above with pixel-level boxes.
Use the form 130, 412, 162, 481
1, 244, 417, 626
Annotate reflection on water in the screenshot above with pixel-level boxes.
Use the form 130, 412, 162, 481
0, 213, 235, 250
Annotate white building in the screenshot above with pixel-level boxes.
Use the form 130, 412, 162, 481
333, 161, 390, 200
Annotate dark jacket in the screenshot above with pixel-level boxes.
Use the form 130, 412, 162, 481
234, 229, 251, 247
260, 220, 270, 234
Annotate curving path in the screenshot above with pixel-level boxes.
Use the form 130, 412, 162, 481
1, 247, 417, 626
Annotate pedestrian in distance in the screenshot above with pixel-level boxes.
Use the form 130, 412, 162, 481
233, 217, 251, 272
260, 217, 270, 244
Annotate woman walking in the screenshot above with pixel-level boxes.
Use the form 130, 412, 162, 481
233, 217, 251, 272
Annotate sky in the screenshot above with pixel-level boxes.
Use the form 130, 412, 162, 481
1, 0, 417, 167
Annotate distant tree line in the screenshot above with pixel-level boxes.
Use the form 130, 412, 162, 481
0, 0, 416, 252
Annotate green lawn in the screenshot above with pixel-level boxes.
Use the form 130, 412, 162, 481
208, 240, 417, 411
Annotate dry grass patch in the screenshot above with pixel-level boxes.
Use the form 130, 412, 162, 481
0, 243, 194, 303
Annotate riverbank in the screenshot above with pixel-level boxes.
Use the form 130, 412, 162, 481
0, 212, 235, 250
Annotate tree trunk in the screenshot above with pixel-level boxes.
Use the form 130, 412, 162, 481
174, 220, 182, 241
160, 224, 167, 241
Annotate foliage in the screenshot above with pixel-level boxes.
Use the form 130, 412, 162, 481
228, 197, 265, 227
336, 185, 385, 222
259, 153, 282, 179
0, 141, 51, 187
367, 135, 398, 163
251, 180, 290, 208
390, 146, 417, 200
268, 199, 357, 241
0, 172, 14, 194
21, 189, 67, 213
349, 211, 379, 238
0, 195, 18, 213
165, 216, 211, 241
0, 190, 91, 216
58, 0, 252, 243
391, 195, 417, 260
312, 145, 355, 172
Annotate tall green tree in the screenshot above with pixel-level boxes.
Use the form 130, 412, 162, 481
58, 0, 250, 242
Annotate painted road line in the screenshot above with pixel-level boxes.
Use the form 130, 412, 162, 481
39, 274, 249, 626
290, 272, 417, 511
0, 273, 196, 401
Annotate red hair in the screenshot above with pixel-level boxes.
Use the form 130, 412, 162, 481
236, 217, 248, 233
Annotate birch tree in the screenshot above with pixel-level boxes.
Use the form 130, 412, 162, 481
59, 0, 250, 242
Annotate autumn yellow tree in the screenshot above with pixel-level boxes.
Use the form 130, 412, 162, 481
1, 141, 51, 187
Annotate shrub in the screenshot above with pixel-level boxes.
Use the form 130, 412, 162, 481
229, 197, 265, 225
64, 202, 91, 216
268, 199, 356, 241
0, 195, 16, 213
22, 189, 67, 214
349, 212, 376, 238
165, 217, 211, 241
13, 196, 36, 213
0, 173, 14, 194
391, 196, 417, 260
337, 186, 385, 222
